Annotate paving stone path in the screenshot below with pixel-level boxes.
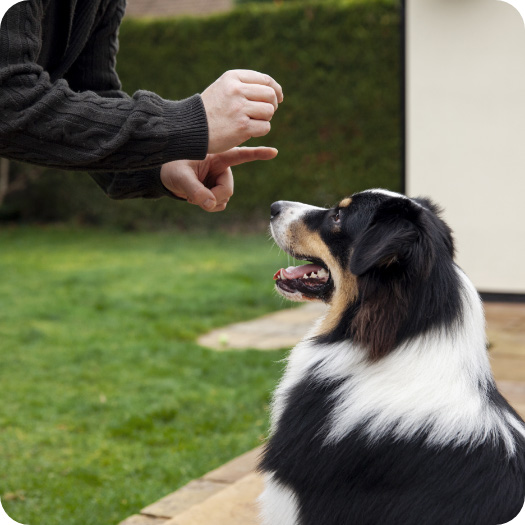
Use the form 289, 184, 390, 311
197, 302, 327, 351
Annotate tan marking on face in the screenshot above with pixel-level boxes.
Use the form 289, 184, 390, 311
339, 197, 352, 208
288, 221, 358, 335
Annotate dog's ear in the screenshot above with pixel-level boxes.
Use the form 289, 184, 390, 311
350, 199, 429, 277
349, 218, 419, 276
349, 199, 432, 360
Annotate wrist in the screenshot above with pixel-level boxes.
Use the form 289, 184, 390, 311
160, 162, 188, 201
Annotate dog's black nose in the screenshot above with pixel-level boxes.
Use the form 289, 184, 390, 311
271, 201, 282, 220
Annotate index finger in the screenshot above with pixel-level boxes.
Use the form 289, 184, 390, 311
235, 70, 284, 103
212, 146, 278, 172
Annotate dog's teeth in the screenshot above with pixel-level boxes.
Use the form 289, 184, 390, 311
311, 272, 318, 278
303, 274, 308, 279
318, 269, 328, 278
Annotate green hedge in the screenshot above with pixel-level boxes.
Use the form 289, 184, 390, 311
3, 0, 401, 230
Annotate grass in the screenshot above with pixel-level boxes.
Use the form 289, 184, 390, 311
0, 226, 295, 525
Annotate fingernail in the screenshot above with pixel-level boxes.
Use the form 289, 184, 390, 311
204, 199, 215, 210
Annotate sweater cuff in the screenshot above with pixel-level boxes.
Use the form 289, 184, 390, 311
162, 94, 209, 162
90, 167, 183, 200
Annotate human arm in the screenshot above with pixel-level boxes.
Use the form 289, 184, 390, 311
0, 1, 283, 204
86, 63, 286, 201
72, 4, 285, 202
0, 1, 208, 174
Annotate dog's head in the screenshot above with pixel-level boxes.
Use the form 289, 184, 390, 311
270, 189, 461, 359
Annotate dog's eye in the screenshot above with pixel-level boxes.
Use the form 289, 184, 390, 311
332, 212, 340, 224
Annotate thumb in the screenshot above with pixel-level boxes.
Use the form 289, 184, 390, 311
168, 166, 217, 211
187, 182, 217, 211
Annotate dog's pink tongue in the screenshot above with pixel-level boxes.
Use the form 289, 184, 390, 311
273, 264, 324, 280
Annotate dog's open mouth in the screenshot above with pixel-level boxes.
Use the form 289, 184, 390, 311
273, 262, 332, 301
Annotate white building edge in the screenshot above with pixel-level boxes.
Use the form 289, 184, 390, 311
405, 0, 525, 296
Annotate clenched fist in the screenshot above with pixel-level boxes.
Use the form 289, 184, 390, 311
201, 70, 284, 154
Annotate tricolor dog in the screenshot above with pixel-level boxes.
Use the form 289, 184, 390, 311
259, 189, 525, 525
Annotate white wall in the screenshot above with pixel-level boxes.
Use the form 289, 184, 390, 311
407, 0, 525, 293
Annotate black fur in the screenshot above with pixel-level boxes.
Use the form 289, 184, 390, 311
260, 371, 525, 525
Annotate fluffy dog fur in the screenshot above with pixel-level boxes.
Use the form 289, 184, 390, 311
258, 189, 525, 525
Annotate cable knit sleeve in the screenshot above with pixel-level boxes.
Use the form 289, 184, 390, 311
65, 0, 130, 99
0, 0, 208, 200
64, 0, 191, 199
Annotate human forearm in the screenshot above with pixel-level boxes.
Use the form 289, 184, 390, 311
0, 75, 208, 172
0, 2, 208, 172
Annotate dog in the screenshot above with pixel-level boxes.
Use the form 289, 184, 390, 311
258, 189, 525, 525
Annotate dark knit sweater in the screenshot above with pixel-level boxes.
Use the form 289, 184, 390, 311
0, 0, 209, 199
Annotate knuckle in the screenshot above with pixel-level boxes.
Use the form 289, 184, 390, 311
229, 82, 242, 97
232, 100, 245, 115
239, 116, 250, 131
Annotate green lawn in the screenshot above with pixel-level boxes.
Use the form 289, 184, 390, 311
0, 227, 293, 525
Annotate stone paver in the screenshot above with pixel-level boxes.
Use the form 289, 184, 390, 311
486, 302, 525, 358
119, 515, 167, 525
163, 473, 263, 525
202, 448, 261, 484
197, 302, 327, 351
121, 301, 525, 525
140, 480, 227, 520
497, 380, 525, 417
